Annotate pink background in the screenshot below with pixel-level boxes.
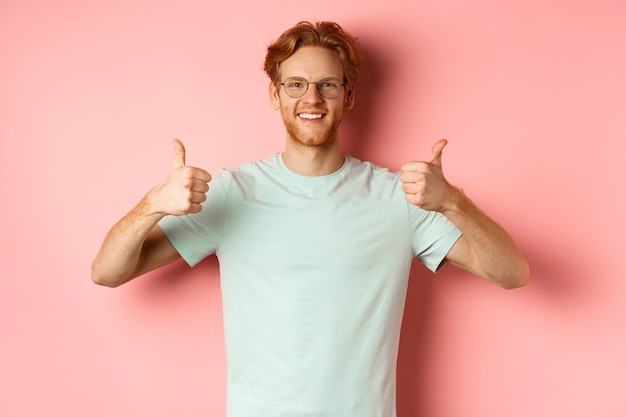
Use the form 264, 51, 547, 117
1, 0, 625, 416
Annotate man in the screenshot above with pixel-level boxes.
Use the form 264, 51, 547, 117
92, 21, 528, 417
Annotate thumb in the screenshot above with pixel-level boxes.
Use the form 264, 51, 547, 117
172, 138, 186, 169
430, 139, 448, 167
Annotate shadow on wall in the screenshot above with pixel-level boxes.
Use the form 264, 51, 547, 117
340, 41, 392, 163
395, 234, 588, 416
513, 237, 590, 306
134, 254, 220, 299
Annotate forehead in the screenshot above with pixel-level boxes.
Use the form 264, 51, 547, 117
279, 46, 344, 80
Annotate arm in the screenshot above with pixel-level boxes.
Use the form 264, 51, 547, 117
439, 192, 528, 289
91, 139, 212, 287
400, 139, 528, 289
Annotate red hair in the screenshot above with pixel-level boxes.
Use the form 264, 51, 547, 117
264, 21, 364, 88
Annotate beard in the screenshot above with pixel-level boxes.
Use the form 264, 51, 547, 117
281, 109, 343, 150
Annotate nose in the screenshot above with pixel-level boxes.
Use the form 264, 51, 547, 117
302, 82, 324, 103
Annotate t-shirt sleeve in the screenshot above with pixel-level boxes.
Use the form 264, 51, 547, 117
408, 203, 463, 272
158, 170, 231, 267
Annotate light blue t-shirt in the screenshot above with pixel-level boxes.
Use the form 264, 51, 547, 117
159, 154, 462, 417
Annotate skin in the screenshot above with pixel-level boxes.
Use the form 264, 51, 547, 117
400, 139, 528, 288
269, 46, 354, 176
91, 45, 528, 289
91, 139, 205, 287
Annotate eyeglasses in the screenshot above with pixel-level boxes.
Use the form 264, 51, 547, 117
280, 77, 344, 99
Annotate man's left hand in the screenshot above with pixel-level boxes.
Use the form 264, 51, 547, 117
400, 139, 460, 213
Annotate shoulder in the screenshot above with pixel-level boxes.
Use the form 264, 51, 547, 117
210, 154, 284, 195
347, 155, 398, 174
345, 155, 401, 186
215, 154, 280, 180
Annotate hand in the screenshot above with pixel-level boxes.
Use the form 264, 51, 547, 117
147, 139, 212, 216
400, 139, 459, 212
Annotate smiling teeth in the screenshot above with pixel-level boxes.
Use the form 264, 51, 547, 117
299, 113, 323, 119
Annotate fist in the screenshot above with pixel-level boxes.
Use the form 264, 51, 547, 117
149, 139, 212, 216
400, 139, 456, 212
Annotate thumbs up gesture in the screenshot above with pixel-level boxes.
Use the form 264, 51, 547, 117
400, 139, 459, 213
148, 139, 212, 216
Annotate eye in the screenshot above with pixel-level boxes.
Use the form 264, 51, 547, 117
319, 78, 341, 90
285, 78, 307, 89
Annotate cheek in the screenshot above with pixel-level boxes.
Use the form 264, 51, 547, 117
331, 104, 346, 122
279, 105, 291, 121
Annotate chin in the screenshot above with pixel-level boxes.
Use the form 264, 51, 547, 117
291, 133, 337, 149
285, 124, 340, 149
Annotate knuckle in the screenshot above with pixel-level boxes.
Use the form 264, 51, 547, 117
182, 166, 195, 179
182, 178, 194, 189
189, 204, 202, 214
180, 202, 192, 213
401, 161, 416, 171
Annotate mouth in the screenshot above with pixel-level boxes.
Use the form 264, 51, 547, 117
298, 112, 325, 120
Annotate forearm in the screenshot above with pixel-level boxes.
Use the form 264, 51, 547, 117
92, 140, 210, 287
443, 189, 529, 289
91, 196, 165, 287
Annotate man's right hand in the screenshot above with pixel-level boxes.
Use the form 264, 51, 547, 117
148, 139, 212, 216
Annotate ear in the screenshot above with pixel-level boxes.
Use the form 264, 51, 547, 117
269, 81, 280, 110
344, 87, 356, 110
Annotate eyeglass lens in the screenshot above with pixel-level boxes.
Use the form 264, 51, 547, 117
281, 77, 343, 99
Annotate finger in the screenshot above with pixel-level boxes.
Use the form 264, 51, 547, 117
401, 182, 422, 194
190, 191, 208, 204
172, 138, 186, 169
430, 139, 448, 167
193, 168, 212, 183
399, 170, 423, 184
190, 179, 210, 193
400, 161, 428, 173
186, 202, 203, 214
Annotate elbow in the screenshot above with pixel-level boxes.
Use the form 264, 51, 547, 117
91, 263, 125, 288
500, 276, 527, 290
499, 260, 529, 290
91, 273, 120, 288
92, 278, 121, 288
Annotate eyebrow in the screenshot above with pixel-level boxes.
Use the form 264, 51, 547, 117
283, 75, 343, 81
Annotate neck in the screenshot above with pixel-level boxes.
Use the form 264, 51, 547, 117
282, 141, 345, 176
